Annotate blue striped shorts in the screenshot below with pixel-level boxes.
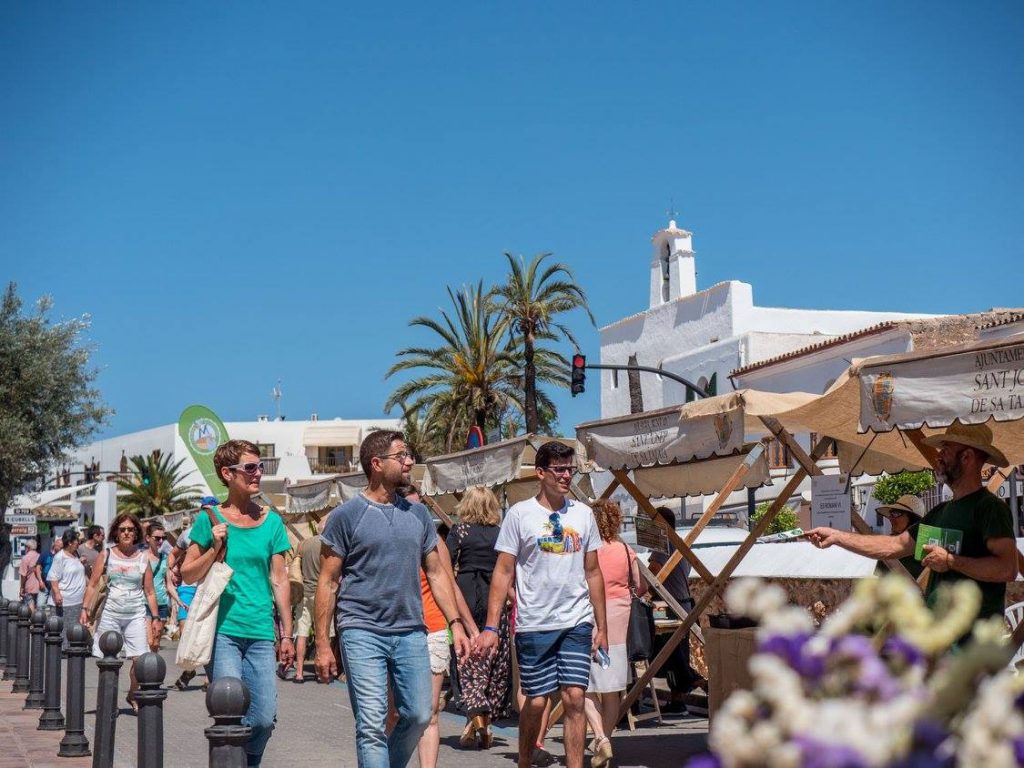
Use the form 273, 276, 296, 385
516, 623, 593, 697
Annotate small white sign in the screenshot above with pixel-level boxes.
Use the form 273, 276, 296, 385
4, 512, 35, 526
811, 474, 851, 531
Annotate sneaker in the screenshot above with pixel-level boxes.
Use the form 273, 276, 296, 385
532, 746, 555, 767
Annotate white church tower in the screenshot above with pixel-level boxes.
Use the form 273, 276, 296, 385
649, 220, 697, 308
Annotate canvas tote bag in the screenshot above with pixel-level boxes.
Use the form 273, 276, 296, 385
175, 506, 234, 672
623, 542, 656, 662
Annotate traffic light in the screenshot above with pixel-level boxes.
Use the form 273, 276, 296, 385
141, 467, 152, 486
571, 353, 586, 396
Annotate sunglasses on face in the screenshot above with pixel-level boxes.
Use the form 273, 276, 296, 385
117, 527, 137, 535
151, 535, 165, 542
228, 461, 265, 475
887, 511, 906, 519
543, 465, 577, 477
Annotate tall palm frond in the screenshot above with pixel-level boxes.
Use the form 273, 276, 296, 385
492, 253, 594, 433
116, 453, 203, 519
386, 282, 525, 442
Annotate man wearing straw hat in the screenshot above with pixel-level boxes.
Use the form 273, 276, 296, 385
808, 421, 1017, 620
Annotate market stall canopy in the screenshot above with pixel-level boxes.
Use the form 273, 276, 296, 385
776, 334, 1024, 473
420, 436, 593, 509
8, 482, 98, 512
576, 390, 818, 471
625, 448, 772, 498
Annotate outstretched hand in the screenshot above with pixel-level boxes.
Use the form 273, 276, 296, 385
805, 527, 846, 550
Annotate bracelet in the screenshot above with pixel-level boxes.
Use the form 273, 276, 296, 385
448, 618, 465, 631
483, 625, 499, 634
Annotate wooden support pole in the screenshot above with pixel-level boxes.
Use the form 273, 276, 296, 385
616, 436, 833, 722
598, 477, 621, 501
422, 496, 454, 529
612, 470, 715, 585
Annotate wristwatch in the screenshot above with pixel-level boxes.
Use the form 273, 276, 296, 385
448, 618, 466, 631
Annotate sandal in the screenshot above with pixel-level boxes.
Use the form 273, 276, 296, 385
592, 737, 613, 768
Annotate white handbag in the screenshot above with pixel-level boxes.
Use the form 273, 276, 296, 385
175, 507, 234, 672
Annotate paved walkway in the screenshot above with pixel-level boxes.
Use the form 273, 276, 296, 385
0, 681, 91, 768
7, 638, 710, 767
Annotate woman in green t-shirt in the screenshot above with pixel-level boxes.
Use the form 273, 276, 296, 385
182, 440, 293, 768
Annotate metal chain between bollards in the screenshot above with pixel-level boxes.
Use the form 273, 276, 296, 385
13, 603, 31, 692
38, 614, 65, 730
25, 608, 46, 708
135, 652, 167, 768
205, 677, 252, 768
3, 600, 18, 680
59, 623, 92, 758
92, 630, 124, 768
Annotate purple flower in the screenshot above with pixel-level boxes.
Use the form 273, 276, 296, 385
883, 636, 926, 669
684, 755, 722, 768
759, 633, 825, 679
1013, 737, 1024, 766
792, 735, 870, 768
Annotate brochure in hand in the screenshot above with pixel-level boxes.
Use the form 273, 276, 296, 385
914, 524, 963, 561
757, 528, 805, 544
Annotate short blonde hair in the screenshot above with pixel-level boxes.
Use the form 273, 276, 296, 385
591, 499, 623, 542
455, 486, 501, 526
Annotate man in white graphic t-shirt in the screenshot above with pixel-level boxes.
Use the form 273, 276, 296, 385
475, 441, 607, 768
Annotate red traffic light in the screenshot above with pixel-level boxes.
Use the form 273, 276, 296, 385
572, 354, 586, 369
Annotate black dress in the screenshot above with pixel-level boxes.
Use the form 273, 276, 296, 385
447, 522, 511, 717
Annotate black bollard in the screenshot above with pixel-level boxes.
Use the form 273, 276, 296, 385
59, 623, 92, 757
135, 652, 167, 768
92, 630, 124, 768
25, 608, 46, 708
38, 615, 65, 730
0, 598, 9, 669
13, 603, 31, 692
205, 677, 252, 768
3, 600, 17, 680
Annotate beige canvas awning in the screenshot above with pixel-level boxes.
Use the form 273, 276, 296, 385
630, 447, 772, 498
775, 335, 1024, 473
576, 389, 817, 472
302, 424, 361, 447
422, 435, 579, 496
285, 475, 341, 514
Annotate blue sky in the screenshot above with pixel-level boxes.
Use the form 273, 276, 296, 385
2, 2, 1022, 440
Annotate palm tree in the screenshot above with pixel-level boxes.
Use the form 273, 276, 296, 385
116, 453, 203, 519
492, 252, 595, 433
385, 282, 524, 447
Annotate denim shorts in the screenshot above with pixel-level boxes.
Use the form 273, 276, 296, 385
515, 622, 593, 696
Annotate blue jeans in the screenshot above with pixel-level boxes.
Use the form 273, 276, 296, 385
212, 634, 278, 767
341, 628, 433, 768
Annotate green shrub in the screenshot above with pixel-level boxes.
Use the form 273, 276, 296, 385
751, 500, 800, 534
872, 471, 935, 505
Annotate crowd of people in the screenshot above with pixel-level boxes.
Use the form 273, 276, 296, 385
9, 419, 1014, 768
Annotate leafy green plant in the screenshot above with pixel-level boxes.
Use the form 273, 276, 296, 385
751, 500, 800, 534
116, 453, 202, 519
872, 471, 935, 505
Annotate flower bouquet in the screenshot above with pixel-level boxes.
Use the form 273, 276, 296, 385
688, 575, 1023, 767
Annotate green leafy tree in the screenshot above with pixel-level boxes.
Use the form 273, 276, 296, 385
0, 283, 111, 506
872, 471, 935, 505
116, 453, 202, 519
385, 282, 524, 450
752, 501, 800, 534
492, 252, 594, 434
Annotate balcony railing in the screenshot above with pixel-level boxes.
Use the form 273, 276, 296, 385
310, 458, 356, 474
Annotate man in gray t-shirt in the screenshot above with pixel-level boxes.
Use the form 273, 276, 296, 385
314, 430, 470, 768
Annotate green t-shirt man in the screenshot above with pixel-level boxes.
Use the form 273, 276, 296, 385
191, 506, 291, 641
918, 488, 1014, 620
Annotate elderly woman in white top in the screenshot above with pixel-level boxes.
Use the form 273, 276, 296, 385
48, 529, 87, 648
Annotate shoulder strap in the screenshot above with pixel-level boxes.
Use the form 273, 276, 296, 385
621, 541, 638, 594
204, 505, 228, 562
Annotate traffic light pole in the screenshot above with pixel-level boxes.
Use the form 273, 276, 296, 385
581, 363, 711, 399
